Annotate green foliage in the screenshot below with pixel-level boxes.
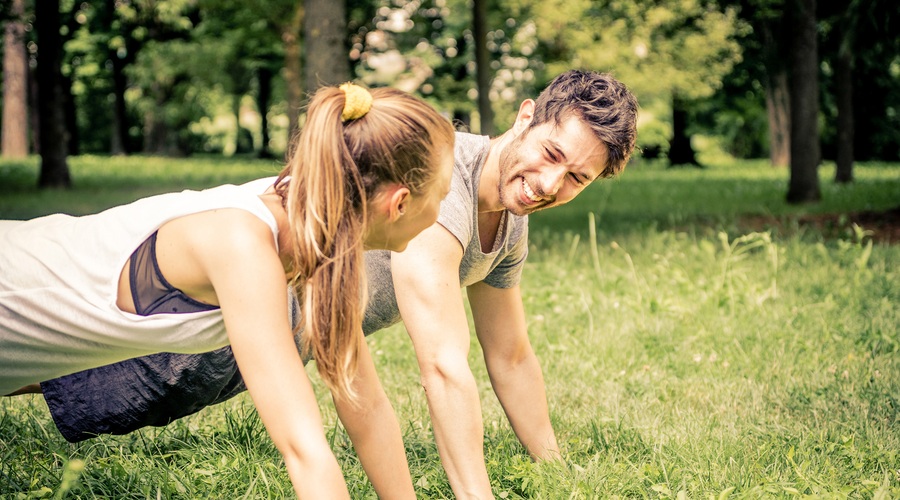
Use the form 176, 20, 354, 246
27, 0, 900, 163
508, 0, 747, 101
350, 0, 541, 132
1, 157, 899, 497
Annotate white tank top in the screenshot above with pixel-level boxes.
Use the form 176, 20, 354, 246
0, 178, 278, 395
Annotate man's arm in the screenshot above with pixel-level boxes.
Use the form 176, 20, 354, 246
467, 282, 560, 461
334, 337, 415, 499
391, 223, 494, 498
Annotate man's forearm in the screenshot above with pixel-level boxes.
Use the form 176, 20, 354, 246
487, 351, 560, 461
421, 364, 494, 498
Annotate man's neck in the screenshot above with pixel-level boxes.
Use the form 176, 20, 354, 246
477, 131, 512, 214
475, 131, 514, 253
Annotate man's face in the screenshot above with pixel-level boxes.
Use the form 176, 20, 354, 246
497, 115, 609, 216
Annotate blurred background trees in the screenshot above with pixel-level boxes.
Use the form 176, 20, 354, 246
2, 0, 898, 202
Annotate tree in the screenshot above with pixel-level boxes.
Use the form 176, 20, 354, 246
256, 66, 274, 158
832, 37, 853, 183
472, 0, 494, 135
304, 0, 350, 92
715, 0, 791, 166
744, 0, 792, 167
762, 19, 790, 168
785, 0, 820, 203
512, 0, 745, 165
36, 0, 71, 188
353, 0, 539, 132
2, 0, 29, 158
818, 0, 855, 183
98, 0, 138, 155
279, 5, 303, 144
845, 0, 900, 162
58, 2, 84, 156
122, 1, 202, 155
668, 96, 699, 166
820, 0, 900, 181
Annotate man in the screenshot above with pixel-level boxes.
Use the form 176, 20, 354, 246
32, 70, 637, 497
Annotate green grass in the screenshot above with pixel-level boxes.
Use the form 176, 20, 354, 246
1, 156, 898, 498
0, 154, 283, 220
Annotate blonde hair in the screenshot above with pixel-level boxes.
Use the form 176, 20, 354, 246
275, 86, 454, 401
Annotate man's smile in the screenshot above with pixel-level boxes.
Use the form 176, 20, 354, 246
522, 177, 542, 203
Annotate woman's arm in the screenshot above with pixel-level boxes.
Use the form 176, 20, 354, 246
187, 209, 350, 498
333, 339, 415, 498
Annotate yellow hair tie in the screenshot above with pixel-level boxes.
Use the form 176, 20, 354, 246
339, 82, 373, 121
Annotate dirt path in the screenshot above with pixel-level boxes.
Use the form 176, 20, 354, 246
737, 206, 900, 244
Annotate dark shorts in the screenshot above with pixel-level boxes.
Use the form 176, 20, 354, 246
43, 293, 303, 443
42, 347, 246, 442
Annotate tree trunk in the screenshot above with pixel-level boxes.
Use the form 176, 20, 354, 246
257, 66, 273, 159
61, 72, 79, 155
765, 68, 790, 168
143, 82, 172, 155
2, 0, 29, 158
29, 66, 40, 154
472, 0, 494, 136
759, 15, 791, 168
232, 94, 244, 154
786, 0, 820, 204
282, 5, 303, 149
110, 47, 129, 155
667, 96, 699, 167
36, 0, 71, 188
303, 0, 349, 93
95, 0, 130, 155
834, 47, 854, 184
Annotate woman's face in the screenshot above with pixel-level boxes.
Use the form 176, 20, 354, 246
365, 146, 454, 252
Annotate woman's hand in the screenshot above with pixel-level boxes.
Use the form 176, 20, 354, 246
194, 209, 350, 498
334, 339, 416, 498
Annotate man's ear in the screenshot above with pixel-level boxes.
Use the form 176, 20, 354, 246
511, 99, 535, 135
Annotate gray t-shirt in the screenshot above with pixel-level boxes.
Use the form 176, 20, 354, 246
362, 132, 529, 334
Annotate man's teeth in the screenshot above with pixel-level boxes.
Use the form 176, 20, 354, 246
522, 178, 541, 202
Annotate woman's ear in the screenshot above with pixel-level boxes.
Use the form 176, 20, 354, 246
375, 183, 410, 222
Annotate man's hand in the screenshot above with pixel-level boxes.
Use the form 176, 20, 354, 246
392, 222, 495, 498
468, 282, 561, 461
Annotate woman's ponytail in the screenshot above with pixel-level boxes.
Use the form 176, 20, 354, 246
275, 83, 455, 402
276, 86, 368, 401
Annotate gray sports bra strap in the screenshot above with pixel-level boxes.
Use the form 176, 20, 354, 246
129, 231, 219, 316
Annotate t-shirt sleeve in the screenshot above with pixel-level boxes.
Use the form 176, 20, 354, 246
436, 164, 472, 249
481, 223, 528, 289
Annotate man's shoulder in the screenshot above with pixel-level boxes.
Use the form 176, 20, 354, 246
453, 132, 490, 172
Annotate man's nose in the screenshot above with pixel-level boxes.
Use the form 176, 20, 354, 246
538, 166, 567, 196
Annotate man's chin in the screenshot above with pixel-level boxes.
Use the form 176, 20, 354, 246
505, 201, 545, 217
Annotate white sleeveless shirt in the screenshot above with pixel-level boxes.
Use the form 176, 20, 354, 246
0, 178, 278, 395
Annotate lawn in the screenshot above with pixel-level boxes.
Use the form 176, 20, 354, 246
1, 155, 898, 498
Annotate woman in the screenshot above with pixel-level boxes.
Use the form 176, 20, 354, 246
0, 83, 455, 497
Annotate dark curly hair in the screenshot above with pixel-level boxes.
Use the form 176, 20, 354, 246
530, 70, 638, 178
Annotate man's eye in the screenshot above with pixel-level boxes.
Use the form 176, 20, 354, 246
569, 173, 584, 185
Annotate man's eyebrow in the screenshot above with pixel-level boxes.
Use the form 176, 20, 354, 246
545, 139, 568, 161
547, 139, 599, 182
